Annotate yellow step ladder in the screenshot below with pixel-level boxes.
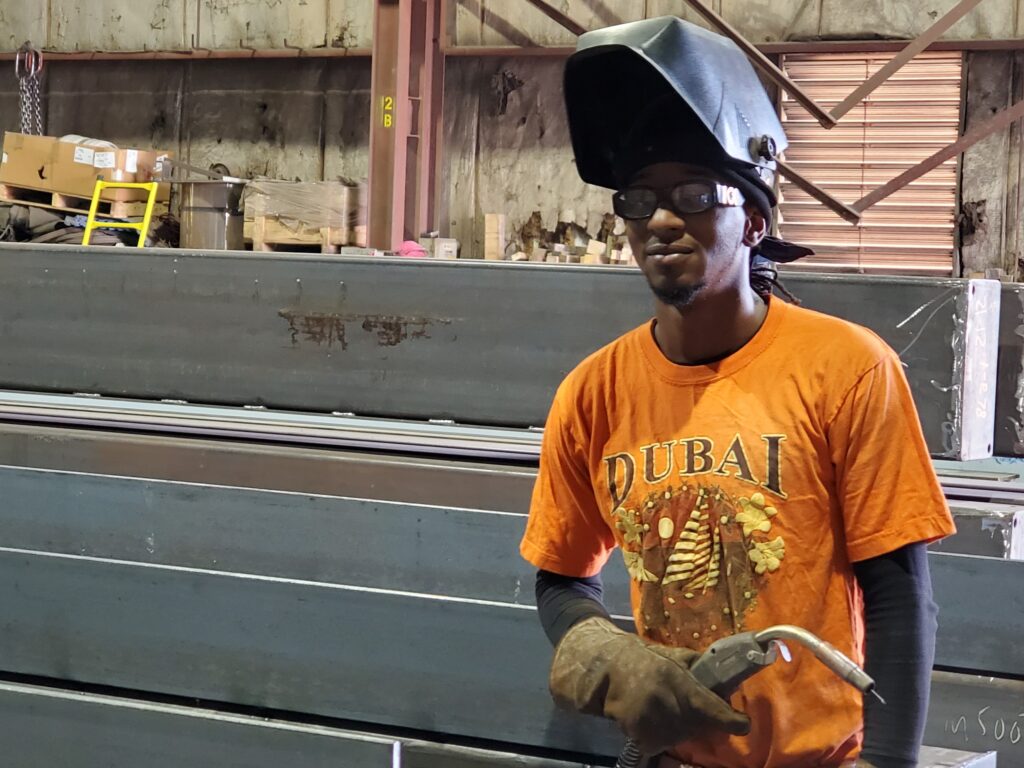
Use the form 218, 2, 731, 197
81, 180, 159, 248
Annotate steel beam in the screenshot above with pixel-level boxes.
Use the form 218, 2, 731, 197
0, 681, 589, 768
368, 0, 407, 249
927, 672, 1024, 764
853, 96, 1024, 213
775, 157, 863, 224
0, 423, 536, 512
680, 0, 836, 129
928, 553, 1024, 677
0, 547, 624, 756
0, 464, 1011, 676
995, 283, 1024, 456
0, 679, 992, 767
0, 464, 628, 612
681, 0, 982, 129
521, 0, 587, 36
368, 0, 444, 250
677, 0, 1004, 223
0, 545, 1013, 758
828, 0, 985, 121
0, 246, 1000, 458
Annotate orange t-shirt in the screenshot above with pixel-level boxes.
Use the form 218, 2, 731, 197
520, 298, 955, 768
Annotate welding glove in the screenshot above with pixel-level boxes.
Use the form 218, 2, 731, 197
548, 617, 751, 754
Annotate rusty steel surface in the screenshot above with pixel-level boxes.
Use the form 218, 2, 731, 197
0, 244, 1000, 458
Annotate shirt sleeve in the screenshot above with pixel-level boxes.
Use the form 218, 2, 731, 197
827, 350, 956, 563
520, 384, 617, 578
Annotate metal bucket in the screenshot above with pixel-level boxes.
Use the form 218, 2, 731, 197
178, 180, 246, 251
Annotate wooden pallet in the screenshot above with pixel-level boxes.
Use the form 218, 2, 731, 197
0, 183, 167, 219
248, 215, 366, 254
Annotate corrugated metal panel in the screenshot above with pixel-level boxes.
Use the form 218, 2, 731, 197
779, 52, 963, 275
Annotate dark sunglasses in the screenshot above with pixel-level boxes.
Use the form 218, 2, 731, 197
612, 180, 744, 220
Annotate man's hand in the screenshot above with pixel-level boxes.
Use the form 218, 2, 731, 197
548, 617, 750, 754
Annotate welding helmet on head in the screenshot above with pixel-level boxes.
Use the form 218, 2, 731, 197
563, 16, 811, 263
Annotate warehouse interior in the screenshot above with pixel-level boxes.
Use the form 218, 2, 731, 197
0, 0, 1022, 766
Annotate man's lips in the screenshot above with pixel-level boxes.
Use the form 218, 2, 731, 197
645, 244, 696, 260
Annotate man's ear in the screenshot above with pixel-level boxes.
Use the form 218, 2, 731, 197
743, 205, 768, 247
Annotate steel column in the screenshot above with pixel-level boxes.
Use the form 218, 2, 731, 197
368, 0, 408, 249
368, 0, 444, 250
414, 0, 444, 237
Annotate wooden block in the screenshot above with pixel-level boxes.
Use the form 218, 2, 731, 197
484, 213, 507, 260
252, 216, 272, 253
582, 239, 607, 265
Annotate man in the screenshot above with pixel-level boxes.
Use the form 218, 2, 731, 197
519, 16, 955, 768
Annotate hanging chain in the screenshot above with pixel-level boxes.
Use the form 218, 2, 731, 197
15, 41, 44, 136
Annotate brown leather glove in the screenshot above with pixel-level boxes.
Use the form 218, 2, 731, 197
549, 617, 751, 754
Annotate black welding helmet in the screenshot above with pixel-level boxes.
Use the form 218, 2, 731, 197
564, 16, 812, 263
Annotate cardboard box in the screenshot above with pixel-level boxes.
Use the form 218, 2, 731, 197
435, 238, 458, 260
0, 133, 171, 202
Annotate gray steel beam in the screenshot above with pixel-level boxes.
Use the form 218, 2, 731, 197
0, 465, 1015, 673
927, 672, 1024, 764
0, 464, 618, 611
995, 282, 1024, 456
929, 553, 1024, 676
0, 547, 623, 756
0, 245, 999, 459
0, 682, 401, 768
0, 679, 993, 768
0, 681, 590, 768
0, 422, 535, 513
0, 544, 1015, 758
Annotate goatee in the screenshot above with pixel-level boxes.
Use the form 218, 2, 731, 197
650, 281, 705, 310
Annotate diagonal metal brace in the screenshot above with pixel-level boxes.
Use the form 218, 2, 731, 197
775, 158, 863, 224
829, 0, 985, 120
682, 0, 985, 128
853, 95, 1024, 213
521, 0, 587, 36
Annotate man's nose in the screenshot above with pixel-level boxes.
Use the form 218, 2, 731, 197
647, 205, 687, 241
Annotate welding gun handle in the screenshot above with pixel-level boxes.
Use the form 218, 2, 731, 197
689, 631, 766, 699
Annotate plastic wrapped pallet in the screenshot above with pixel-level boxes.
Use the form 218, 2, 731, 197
243, 180, 366, 251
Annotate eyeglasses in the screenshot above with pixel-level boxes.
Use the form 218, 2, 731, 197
612, 180, 744, 220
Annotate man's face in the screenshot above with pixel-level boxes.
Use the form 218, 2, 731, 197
623, 162, 762, 309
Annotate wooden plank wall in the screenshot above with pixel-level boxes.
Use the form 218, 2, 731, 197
0, 0, 1023, 269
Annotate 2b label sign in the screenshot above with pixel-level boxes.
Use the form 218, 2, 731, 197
382, 96, 394, 127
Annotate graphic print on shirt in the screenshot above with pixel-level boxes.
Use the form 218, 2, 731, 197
604, 433, 787, 646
